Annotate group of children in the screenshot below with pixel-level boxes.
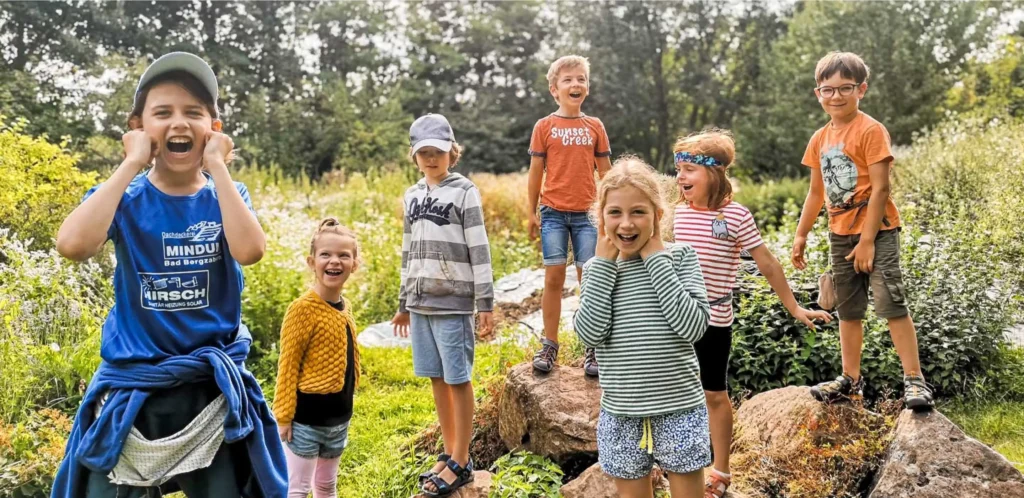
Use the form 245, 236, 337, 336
49, 49, 933, 498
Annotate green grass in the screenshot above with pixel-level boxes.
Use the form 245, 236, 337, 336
944, 400, 1024, 472
335, 327, 533, 497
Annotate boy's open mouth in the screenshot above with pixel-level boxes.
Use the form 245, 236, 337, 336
325, 268, 343, 276
166, 137, 193, 154
569, 91, 583, 99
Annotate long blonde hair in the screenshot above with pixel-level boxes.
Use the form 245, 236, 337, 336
590, 156, 669, 235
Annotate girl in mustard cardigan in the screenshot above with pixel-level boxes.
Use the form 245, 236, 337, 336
274, 218, 361, 498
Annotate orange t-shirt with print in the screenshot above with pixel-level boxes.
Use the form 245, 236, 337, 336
801, 111, 901, 236
529, 113, 612, 212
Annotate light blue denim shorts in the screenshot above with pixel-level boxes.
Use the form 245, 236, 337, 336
540, 205, 597, 267
410, 312, 475, 385
287, 420, 350, 459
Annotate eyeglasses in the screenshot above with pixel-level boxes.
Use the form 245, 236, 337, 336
815, 83, 860, 98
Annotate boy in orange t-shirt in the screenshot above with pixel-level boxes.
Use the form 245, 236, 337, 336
791, 52, 933, 412
527, 55, 612, 376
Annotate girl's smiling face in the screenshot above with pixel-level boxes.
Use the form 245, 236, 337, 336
307, 232, 358, 292
676, 161, 711, 207
132, 81, 218, 173
602, 185, 660, 256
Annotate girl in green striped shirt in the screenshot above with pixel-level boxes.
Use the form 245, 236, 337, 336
574, 157, 711, 498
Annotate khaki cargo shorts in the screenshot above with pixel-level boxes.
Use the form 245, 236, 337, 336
829, 228, 909, 321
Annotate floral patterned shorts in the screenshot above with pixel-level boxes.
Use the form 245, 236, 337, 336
597, 406, 711, 480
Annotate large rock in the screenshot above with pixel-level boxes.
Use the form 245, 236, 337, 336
733, 386, 884, 456
869, 409, 1024, 497
497, 362, 600, 463
493, 266, 578, 305
561, 464, 752, 498
411, 471, 493, 498
356, 322, 410, 348
516, 295, 579, 338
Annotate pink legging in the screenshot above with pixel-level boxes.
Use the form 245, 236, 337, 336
285, 444, 341, 498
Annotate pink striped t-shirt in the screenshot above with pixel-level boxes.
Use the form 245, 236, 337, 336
673, 201, 763, 327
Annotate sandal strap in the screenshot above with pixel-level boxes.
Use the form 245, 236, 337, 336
445, 457, 472, 477
424, 474, 453, 496
437, 452, 452, 462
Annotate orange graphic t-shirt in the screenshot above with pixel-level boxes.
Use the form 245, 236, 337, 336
801, 111, 901, 236
529, 113, 612, 212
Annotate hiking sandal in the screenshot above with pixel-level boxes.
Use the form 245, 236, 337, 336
421, 458, 474, 497
704, 472, 731, 498
532, 339, 559, 373
418, 453, 450, 485
903, 375, 934, 412
810, 373, 864, 403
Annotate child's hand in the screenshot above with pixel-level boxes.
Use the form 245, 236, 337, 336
595, 223, 619, 260
391, 311, 410, 338
203, 130, 234, 170
122, 129, 156, 170
278, 422, 292, 443
639, 221, 665, 259
792, 306, 833, 330
845, 239, 875, 273
528, 213, 540, 240
791, 235, 808, 270
477, 312, 494, 338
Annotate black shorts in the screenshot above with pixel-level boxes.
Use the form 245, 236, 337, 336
694, 325, 732, 392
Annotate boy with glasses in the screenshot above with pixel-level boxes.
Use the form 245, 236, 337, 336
791, 51, 933, 412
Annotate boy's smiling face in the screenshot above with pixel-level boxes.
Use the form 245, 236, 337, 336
815, 73, 867, 124
549, 66, 589, 109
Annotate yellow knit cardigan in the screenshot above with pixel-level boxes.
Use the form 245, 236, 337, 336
272, 289, 360, 425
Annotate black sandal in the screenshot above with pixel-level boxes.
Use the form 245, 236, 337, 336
421, 458, 474, 497
418, 453, 451, 485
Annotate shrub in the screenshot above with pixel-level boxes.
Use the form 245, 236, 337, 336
0, 117, 97, 250
0, 409, 72, 498
489, 451, 564, 498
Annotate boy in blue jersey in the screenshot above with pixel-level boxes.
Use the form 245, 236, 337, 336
51, 52, 287, 498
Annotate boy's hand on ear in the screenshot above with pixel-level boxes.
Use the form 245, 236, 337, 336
122, 130, 156, 171
203, 130, 234, 169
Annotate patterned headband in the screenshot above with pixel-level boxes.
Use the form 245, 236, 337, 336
674, 151, 722, 167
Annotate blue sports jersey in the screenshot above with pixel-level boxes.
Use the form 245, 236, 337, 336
84, 172, 256, 363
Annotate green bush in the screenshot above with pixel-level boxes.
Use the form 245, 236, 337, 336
733, 177, 809, 233
489, 451, 564, 498
0, 117, 97, 250
0, 408, 72, 498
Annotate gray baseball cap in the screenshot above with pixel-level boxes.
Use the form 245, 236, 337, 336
135, 52, 219, 109
410, 113, 455, 154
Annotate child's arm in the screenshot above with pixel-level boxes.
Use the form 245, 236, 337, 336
846, 161, 890, 273
596, 156, 612, 179
642, 245, 710, 343
527, 155, 544, 239
56, 131, 152, 261
204, 132, 265, 266
272, 303, 315, 428
792, 167, 826, 270
392, 195, 412, 337
573, 258, 617, 346
748, 244, 833, 329
463, 186, 494, 336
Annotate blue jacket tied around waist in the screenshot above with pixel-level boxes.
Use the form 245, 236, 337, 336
51, 327, 287, 497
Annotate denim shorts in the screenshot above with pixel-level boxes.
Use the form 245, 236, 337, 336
829, 228, 909, 321
597, 406, 711, 480
287, 421, 350, 459
410, 312, 475, 385
540, 205, 597, 267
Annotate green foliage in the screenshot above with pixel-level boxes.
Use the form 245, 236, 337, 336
0, 117, 98, 249
489, 451, 564, 498
732, 177, 808, 233
946, 36, 1024, 123
0, 409, 73, 498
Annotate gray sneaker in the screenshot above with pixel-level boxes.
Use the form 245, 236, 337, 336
583, 348, 599, 377
532, 339, 559, 373
810, 373, 864, 403
903, 375, 934, 412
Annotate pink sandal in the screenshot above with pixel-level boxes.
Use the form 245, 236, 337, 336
704, 472, 731, 498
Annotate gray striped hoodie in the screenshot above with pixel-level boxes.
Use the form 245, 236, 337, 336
398, 173, 494, 314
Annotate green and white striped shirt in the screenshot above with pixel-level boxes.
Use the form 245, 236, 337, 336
573, 244, 710, 417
